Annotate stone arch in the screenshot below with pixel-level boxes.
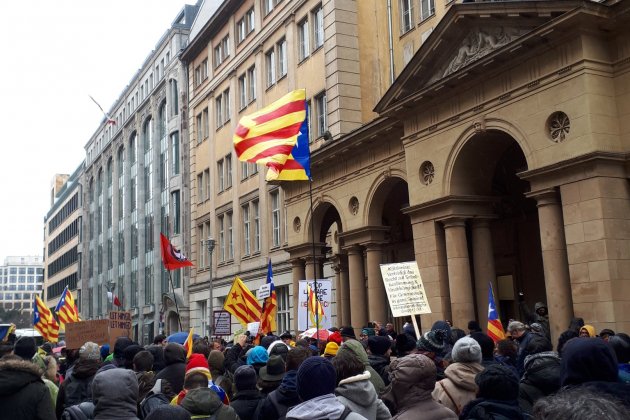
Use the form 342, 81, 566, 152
304, 195, 344, 248
365, 169, 409, 226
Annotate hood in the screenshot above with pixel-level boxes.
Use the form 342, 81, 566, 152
280, 369, 298, 391
561, 338, 618, 386
444, 362, 484, 391
180, 387, 223, 415
164, 343, 186, 365
534, 302, 547, 311
247, 346, 269, 365
0, 358, 43, 396
384, 354, 436, 409
72, 358, 101, 379
339, 339, 369, 366
464, 398, 525, 420
267, 340, 290, 355
431, 321, 453, 344
92, 368, 139, 418
286, 393, 346, 419
579, 325, 596, 337
522, 351, 561, 394
335, 371, 376, 406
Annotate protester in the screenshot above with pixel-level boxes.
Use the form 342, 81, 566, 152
332, 348, 391, 419
470, 332, 499, 369
518, 293, 550, 341
385, 323, 397, 340
133, 350, 157, 406
155, 343, 187, 395
98, 337, 134, 373
224, 334, 250, 374
495, 338, 518, 371
599, 328, 615, 342
518, 334, 560, 414
285, 356, 366, 419
258, 354, 285, 395
208, 349, 233, 401
533, 388, 629, 419
92, 368, 140, 420
381, 353, 456, 420
367, 335, 392, 386
172, 353, 228, 406
324, 341, 340, 358
337, 339, 385, 395
460, 364, 526, 419
579, 325, 596, 338
608, 333, 630, 383
146, 344, 166, 372
432, 336, 484, 416
416, 329, 448, 380
467, 321, 482, 335
56, 341, 102, 418
180, 387, 239, 420
231, 364, 264, 419
556, 317, 585, 356
394, 333, 416, 359
280, 331, 295, 347
340, 326, 358, 342
246, 345, 269, 375
153, 335, 167, 346
267, 340, 291, 362
328, 331, 342, 346
508, 320, 534, 376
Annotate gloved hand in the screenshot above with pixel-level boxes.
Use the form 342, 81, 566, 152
518, 291, 525, 302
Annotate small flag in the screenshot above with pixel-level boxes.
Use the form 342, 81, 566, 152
107, 291, 122, 307
223, 277, 262, 327
160, 233, 194, 270
183, 328, 194, 358
487, 282, 506, 343
34, 295, 59, 343
89, 95, 117, 125
259, 260, 277, 335
306, 282, 324, 329
54, 286, 81, 328
0, 324, 15, 342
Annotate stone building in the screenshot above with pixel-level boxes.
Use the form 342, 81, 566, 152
283, 0, 630, 341
79, 3, 199, 343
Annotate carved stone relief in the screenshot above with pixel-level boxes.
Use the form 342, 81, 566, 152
349, 197, 359, 215
420, 161, 435, 186
547, 111, 570, 143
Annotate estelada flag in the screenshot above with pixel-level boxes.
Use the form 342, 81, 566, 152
34, 295, 59, 343
307, 282, 324, 329
259, 260, 277, 335
268, 114, 311, 181
183, 327, 194, 358
160, 233, 194, 270
223, 277, 262, 327
55, 285, 80, 327
487, 282, 506, 343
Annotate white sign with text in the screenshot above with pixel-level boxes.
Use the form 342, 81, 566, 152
380, 261, 432, 317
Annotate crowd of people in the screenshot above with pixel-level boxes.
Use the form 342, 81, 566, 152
0, 306, 629, 419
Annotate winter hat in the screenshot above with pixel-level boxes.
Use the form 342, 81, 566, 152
367, 336, 391, 356
475, 364, 520, 401
451, 336, 482, 363
41, 343, 53, 355
79, 341, 101, 361
207, 349, 225, 372
470, 332, 495, 360
431, 321, 452, 344
234, 364, 258, 391
14, 336, 37, 360
579, 325, 596, 337
261, 335, 279, 349
145, 404, 192, 420
561, 337, 618, 386
416, 329, 446, 353
468, 320, 482, 333
113, 336, 134, 358
296, 356, 336, 401
92, 368, 138, 414
340, 326, 356, 339
259, 355, 286, 381
327, 331, 342, 345
267, 340, 290, 357
246, 345, 269, 365
100, 344, 110, 360
395, 333, 417, 355
403, 322, 417, 339
123, 344, 143, 367
164, 342, 186, 365
389, 353, 437, 391
323, 342, 339, 357
280, 331, 293, 340
361, 327, 375, 337
185, 353, 212, 379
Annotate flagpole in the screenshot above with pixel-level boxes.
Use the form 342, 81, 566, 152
308, 179, 320, 343
167, 270, 183, 332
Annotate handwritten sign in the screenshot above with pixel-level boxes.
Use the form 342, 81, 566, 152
109, 311, 132, 348
247, 322, 260, 337
65, 319, 109, 349
380, 262, 432, 317
297, 280, 332, 330
213, 310, 231, 336
258, 284, 271, 300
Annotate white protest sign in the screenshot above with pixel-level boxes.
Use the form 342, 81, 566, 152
246, 322, 260, 337
380, 261, 432, 317
258, 284, 271, 300
298, 280, 332, 330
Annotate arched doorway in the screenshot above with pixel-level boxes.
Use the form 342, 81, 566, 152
166, 311, 180, 335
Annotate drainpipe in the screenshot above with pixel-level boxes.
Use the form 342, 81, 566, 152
387, 0, 395, 84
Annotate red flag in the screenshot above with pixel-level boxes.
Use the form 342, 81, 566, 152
107, 291, 122, 307
160, 233, 194, 270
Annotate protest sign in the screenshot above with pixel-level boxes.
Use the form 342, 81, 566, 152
108, 311, 132, 348
380, 262, 432, 317
213, 310, 231, 336
65, 319, 109, 349
246, 322, 260, 337
298, 280, 332, 330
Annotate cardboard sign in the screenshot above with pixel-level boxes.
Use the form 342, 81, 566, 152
380, 261, 432, 317
109, 311, 132, 348
65, 319, 109, 349
258, 284, 271, 300
297, 280, 332, 330
213, 310, 231, 336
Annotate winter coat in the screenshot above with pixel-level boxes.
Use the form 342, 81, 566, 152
92, 368, 139, 420
56, 357, 101, 419
224, 343, 248, 374
0, 357, 55, 420
257, 369, 301, 420
155, 344, 186, 395
339, 340, 386, 395
179, 387, 239, 420
286, 393, 367, 420
515, 331, 535, 377
367, 354, 391, 386
619, 363, 630, 384
432, 362, 484, 416
461, 398, 528, 420
380, 354, 457, 420
230, 389, 264, 420
520, 302, 550, 340
136, 371, 157, 404
335, 371, 391, 420
518, 351, 561, 414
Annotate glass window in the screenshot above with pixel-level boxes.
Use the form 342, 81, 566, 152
254, 200, 260, 252
277, 38, 287, 78
247, 66, 256, 103
225, 154, 232, 188
276, 285, 290, 333
421, 0, 435, 21
227, 212, 233, 260
242, 204, 250, 256
215, 96, 223, 128
171, 190, 181, 234
238, 74, 247, 110
298, 18, 310, 61
401, 0, 414, 33
271, 190, 280, 247
266, 49, 276, 87
217, 159, 225, 192
313, 5, 324, 49
315, 92, 328, 137
171, 132, 180, 175
218, 214, 225, 262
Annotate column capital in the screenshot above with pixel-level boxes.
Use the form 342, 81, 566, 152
525, 187, 560, 207
470, 218, 494, 230
440, 217, 468, 229
343, 244, 363, 255
289, 258, 305, 268
362, 242, 386, 252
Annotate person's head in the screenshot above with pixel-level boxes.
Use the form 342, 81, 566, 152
185, 353, 212, 382
386, 323, 394, 332
367, 335, 391, 357
286, 347, 311, 372
153, 334, 166, 346
557, 329, 579, 356
123, 344, 142, 369
395, 332, 417, 357
280, 331, 293, 344
450, 328, 466, 344
183, 372, 209, 390
534, 302, 548, 316
533, 388, 629, 420
451, 336, 482, 364
470, 332, 495, 360
475, 364, 520, 401
296, 356, 336, 401
579, 325, 596, 338
327, 331, 342, 345
608, 333, 630, 364
524, 333, 553, 355
211, 339, 224, 352
92, 368, 139, 415
359, 327, 375, 341
340, 326, 356, 341
163, 343, 186, 366
40, 342, 53, 356
259, 354, 285, 383
207, 349, 225, 374
323, 342, 339, 358
100, 344, 110, 360
467, 320, 482, 334
79, 341, 101, 362
146, 344, 165, 371
113, 337, 134, 365
246, 345, 269, 366
561, 338, 618, 387
507, 321, 527, 339
496, 338, 517, 359
234, 364, 258, 392
13, 336, 37, 360
192, 339, 210, 359
388, 353, 437, 406
268, 340, 290, 361
431, 321, 453, 344
331, 347, 364, 385
568, 317, 585, 332
261, 335, 279, 350
416, 329, 447, 355
599, 329, 615, 342
133, 350, 154, 372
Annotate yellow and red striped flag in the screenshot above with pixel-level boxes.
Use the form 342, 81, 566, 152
233, 89, 308, 179
183, 327, 194, 358
34, 295, 59, 343
307, 282, 324, 328
54, 286, 81, 328
487, 282, 506, 343
259, 260, 277, 335
223, 277, 262, 327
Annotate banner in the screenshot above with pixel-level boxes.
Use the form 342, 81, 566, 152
298, 280, 332, 330
65, 319, 109, 349
380, 262, 432, 317
109, 311, 132, 348
213, 310, 231, 336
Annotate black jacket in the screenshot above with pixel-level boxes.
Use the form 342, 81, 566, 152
154, 344, 186, 394
257, 370, 301, 420
461, 398, 528, 420
518, 351, 560, 414
230, 389, 264, 420
368, 354, 391, 386
0, 357, 55, 420
56, 358, 101, 419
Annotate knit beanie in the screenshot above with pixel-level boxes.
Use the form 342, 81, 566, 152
395, 333, 417, 355
246, 345, 269, 365
416, 329, 447, 353
361, 327, 375, 337
297, 356, 336, 401
475, 364, 519, 401
451, 336, 482, 363
79, 341, 101, 361
207, 349, 224, 372
100, 344, 110, 360
234, 364, 258, 391
327, 331, 342, 345
323, 342, 339, 357
14, 336, 37, 360
186, 353, 211, 379
367, 336, 391, 356
261, 335, 279, 349
145, 404, 192, 420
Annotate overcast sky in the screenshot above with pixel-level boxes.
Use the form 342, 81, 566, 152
0, 0, 191, 263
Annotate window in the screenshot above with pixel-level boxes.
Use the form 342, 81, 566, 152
298, 18, 310, 61
217, 159, 225, 192
263, 0, 282, 16
266, 49, 276, 87
236, 8, 255, 44
277, 38, 287, 78
196, 113, 203, 143
238, 74, 247, 110
171, 132, 180, 175
421, 0, 435, 21
313, 5, 324, 50
314, 92, 328, 137
401, 0, 414, 33
215, 90, 230, 128
214, 35, 230, 68
253, 200, 261, 252
223, 89, 231, 123
227, 211, 233, 260
271, 190, 280, 247
202, 108, 209, 138
171, 190, 181, 234
198, 225, 206, 268
276, 285, 290, 333
194, 66, 201, 87
197, 173, 204, 202
238, 67, 256, 110
242, 204, 250, 256
225, 154, 232, 189
218, 214, 225, 262
215, 96, 223, 129
247, 66, 256, 103
170, 79, 179, 116
199, 301, 207, 336
204, 169, 211, 200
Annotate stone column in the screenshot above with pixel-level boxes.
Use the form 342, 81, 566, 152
347, 245, 367, 334
291, 258, 306, 336
338, 255, 350, 327
528, 188, 573, 344
365, 243, 387, 325
471, 219, 497, 330
442, 218, 476, 330
305, 256, 321, 280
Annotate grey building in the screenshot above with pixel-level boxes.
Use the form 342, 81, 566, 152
0, 256, 44, 314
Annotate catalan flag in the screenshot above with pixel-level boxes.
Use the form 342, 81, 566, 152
233, 89, 307, 178
268, 116, 311, 181
307, 282, 324, 329
259, 260, 277, 335
487, 282, 506, 343
183, 327, 194, 358
223, 277, 262, 327
34, 295, 59, 343
55, 285, 81, 327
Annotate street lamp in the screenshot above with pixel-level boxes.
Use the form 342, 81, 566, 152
206, 237, 215, 337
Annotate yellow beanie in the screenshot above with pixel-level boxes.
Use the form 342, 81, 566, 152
324, 342, 339, 357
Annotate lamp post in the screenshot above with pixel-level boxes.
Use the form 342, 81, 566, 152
206, 237, 215, 337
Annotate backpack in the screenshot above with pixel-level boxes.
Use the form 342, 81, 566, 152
340, 406, 353, 420
139, 379, 171, 419
61, 402, 95, 420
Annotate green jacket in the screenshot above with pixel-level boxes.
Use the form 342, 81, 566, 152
338, 339, 386, 395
